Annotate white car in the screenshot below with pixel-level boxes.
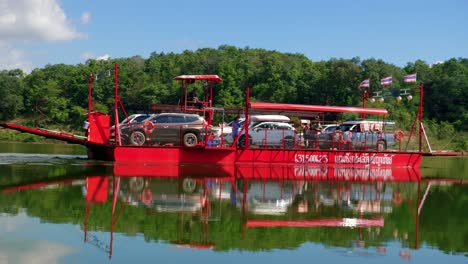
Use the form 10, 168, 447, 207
223, 115, 290, 145
238, 121, 298, 148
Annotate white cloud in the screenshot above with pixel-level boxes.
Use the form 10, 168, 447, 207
429, 61, 444, 68
0, 42, 33, 73
80, 11, 91, 25
0, 240, 76, 264
0, 211, 28, 231
96, 54, 111, 61
0, 213, 77, 263
0, 0, 87, 71
81, 52, 111, 62
0, 0, 85, 42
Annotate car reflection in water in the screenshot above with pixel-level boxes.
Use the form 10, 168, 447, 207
116, 176, 397, 218
77, 164, 465, 261
118, 177, 205, 213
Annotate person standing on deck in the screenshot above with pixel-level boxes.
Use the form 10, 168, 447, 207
232, 116, 241, 142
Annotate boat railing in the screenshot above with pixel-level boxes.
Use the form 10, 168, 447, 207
115, 122, 406, 152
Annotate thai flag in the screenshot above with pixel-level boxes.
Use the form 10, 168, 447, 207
380, 76, 392, 86
359, 79, 370, 88
404, 73, 417, 83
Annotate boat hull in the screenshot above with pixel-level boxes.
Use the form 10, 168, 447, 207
89, 145, 422, 168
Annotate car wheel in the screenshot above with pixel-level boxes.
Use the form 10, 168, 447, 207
238, 135, 245, 148
129, 177, 145, 193
129, 130, 146, 146
318, 133, 332, 150
182, 178, 197, 193
183, 132, 198, 147
238, 135, 252, 148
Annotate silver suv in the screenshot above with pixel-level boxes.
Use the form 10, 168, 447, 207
238, 121, 298, 148
120, 113, 208, 147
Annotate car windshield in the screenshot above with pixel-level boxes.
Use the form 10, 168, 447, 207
338, 124, 354, 132
323, 125, 338, 132
121, 114, 151, 124
121, 115, 136, 124
133, 115, 152, 123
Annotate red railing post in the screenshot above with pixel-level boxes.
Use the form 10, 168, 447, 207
180, 126, 183, 146
419, 83, 424, 153
361, 89, 367, 119
114, 64, 121, 146
315, 131, 319, 150
282, 129, 285, 149
245, 87, 250, 149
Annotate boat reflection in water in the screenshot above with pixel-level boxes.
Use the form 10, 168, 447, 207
4, 163, 467, 261
83, 163, 426, 259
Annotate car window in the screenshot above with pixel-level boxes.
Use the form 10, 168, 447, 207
154, 116, 170, 123
134, 115, 150, 123
277, 123, 292, 130
324, 125, 338, 132
170, 116, 186, 123
339, 124, 354, 132
257, 123, 271, 129
121, 115, 136, 125
185, 116, 199, 122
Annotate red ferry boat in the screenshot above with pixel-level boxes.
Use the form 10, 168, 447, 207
1, 64, 426, 168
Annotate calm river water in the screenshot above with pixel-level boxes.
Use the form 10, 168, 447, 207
0, 142, 466, 264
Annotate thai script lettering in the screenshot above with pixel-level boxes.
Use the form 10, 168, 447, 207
334, 167, 393, 181
294, 166, 393, 180
335, 153, 393, 166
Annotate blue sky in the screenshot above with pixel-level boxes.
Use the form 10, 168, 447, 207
1, 0, 467, 72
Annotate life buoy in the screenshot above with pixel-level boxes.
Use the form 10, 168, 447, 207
129, 177, 144, 193
143, 120, 155, 133
395, 130, 404, 141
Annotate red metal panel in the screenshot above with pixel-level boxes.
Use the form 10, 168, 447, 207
86, 176, 108, 203
236, 164, 421, 181
113, 162, 235, 178
111, 161, 420, 181
114, 146, 236, 164
111, 146, 421, 168
88, 112, 110, 144
250, 102, 388, 115
235, 149, 421, 167
174, 75, 222, 82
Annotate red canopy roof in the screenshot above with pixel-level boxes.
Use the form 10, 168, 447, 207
174, 75, 222, 82
249, 102, 388, 115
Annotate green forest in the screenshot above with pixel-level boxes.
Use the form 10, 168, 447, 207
0, 45, 467, 150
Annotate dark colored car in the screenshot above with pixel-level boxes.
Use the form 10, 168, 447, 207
120, 113, 208, 147
110, 114, 154, 142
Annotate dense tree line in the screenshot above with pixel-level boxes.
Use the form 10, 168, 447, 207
0, 45, 467, 133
